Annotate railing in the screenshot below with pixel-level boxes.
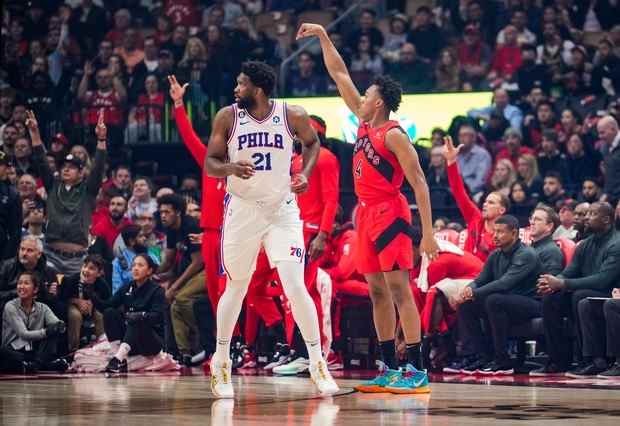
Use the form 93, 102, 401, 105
278, 1, 365, 96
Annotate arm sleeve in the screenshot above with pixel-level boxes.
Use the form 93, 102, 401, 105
143, 286, 166, 326
473, 250, 538, 298
469, 253, 495, 289
539, 246, 564, 276
447, 162, 482, 223
318, 154, 340, 234
3, 304, 46, 341
32, 145, 55, 191
564, 243, 620, 291
42, 304, 61, 326
175, 104, 207, 168
86, 148, 107, 196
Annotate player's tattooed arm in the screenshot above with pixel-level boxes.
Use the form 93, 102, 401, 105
385, 128, 439, 260
205, 106, 255, 179
296, 23, 362, 119
288, 104, 319, 194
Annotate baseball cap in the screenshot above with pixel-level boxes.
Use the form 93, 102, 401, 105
62, 154, 84, 169
51, 132, 69, 146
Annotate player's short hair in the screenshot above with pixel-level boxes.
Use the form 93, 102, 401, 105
489, 191, 511, 212
495, 215, 520, 231
373, 75, 402, 113
241, 61, 276, 96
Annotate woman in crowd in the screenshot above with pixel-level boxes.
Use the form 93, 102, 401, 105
516, 153, 543, 198
509, 181, 537, 226
489, 158, 517, 198
435, 48, 461, 92
89, 254, 165, 374
0, 272, 67, 373
557, 108, 582, 147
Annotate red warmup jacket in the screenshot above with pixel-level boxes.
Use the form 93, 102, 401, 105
323, 227, 364, 283
447, 162, 496, 261
174, 104, 226, 230
291, 147, 340, 235
410, 251, 484, 334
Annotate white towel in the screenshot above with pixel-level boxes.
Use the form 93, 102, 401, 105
417, 238, 464, 293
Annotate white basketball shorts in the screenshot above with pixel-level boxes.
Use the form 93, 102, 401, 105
220, 193, 305, 281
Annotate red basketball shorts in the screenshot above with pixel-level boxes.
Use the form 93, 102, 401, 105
355, 194, 413, 275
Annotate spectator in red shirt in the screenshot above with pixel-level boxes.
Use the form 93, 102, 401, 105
91, 195, 132, 253
495, 127, 535, 169
443, 136, 510, 261
458, 24, 492, 90
105, 9, 133, 47
488, 25, 522, 86
102, 165, 133, 201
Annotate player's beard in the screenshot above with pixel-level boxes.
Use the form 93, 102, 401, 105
236, 94, 256, 110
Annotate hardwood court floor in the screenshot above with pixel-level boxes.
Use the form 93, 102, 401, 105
1, 372, 620, 425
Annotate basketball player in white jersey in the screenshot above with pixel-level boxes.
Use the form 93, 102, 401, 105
205, 61, 339, 398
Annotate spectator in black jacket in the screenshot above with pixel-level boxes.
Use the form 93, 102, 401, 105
566, 134, 602, 190
89, 254, 166, 374
0, 236, 60, 317
455, 215, 543, 375
515, 44, 551, 95
533, 202, 620, 376
59, 255, 110, 352
0, 151, 21, 260
407, 6, 445, 62
598, 116, 620, 205
538, 130, 569, 185
529, 205, 564, 275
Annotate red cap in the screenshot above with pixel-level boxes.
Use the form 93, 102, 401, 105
51, 133, 69, 146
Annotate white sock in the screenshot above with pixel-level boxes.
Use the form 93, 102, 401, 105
276, 261, 323, 365
115, 342, 131, 361
212, 277, 250, 364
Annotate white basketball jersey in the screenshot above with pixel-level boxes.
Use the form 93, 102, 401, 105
226, 100, 296, 205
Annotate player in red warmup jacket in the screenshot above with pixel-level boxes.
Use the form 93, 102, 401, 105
298, 23, 439, 393
170, 76, 226, 313
442, 136, 510, 262
291, 115, 340, 350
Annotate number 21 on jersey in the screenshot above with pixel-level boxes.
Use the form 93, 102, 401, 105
251, 152, 272, 171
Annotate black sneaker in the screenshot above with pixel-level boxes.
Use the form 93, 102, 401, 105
264, 343, 294, 370
461, 357, 489, 375
479, 360, 514, 376
529, 363, 568, 376
230, 342, 245, 369
104, 357, 128, 374
21, 361, 39, 375
443, 355, 475, 374
565, 363, 608, 378
597, 363, 620, 379
181, 354, 193, 367
47, 358, 69, 373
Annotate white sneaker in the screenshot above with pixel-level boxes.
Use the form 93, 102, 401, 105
273, 357, 309, 375
191, 350, 206, 365
210, 359, 234, 399
309, 360, 339, 396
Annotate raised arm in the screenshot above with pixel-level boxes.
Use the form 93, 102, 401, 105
169, 75, 207, 166
296, 23, 362, 119
442, 136, 481, 222
385, 128, 439, 260
288, 104, 320, 194
86, 109, 108, 196
25, 110, 54, 190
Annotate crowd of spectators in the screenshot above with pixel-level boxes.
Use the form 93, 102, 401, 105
1, 0, 620, 377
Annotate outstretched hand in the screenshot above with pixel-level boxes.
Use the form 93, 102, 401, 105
25, 110, 39, 134
168, 75, 188, 103
442, 136, 462, 165
296, 23, 326, 40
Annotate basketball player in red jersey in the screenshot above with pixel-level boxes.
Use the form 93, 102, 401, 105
298, 23, 439, 394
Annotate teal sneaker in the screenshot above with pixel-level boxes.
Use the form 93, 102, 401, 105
385, 364, 430, 394
354, 361, 402, 393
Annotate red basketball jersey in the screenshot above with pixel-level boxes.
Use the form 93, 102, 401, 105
353, 120, 405, 204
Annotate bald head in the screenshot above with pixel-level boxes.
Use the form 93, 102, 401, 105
597, 115, 619, 144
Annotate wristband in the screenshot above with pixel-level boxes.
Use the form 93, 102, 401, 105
174, 100, 183, 108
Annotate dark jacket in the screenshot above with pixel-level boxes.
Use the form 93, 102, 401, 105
90, 279, 166, 329
32, 145, 106, 247
59, 273, 111, 306
0, 179, 22, 260
559, 228, 620, 292
0, 255, 58, 307
470, 240, 541, 298
602, 141, 620, 204
531, 235, 564, 275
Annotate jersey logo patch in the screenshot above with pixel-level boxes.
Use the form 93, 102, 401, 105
273, 116, 280, 124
